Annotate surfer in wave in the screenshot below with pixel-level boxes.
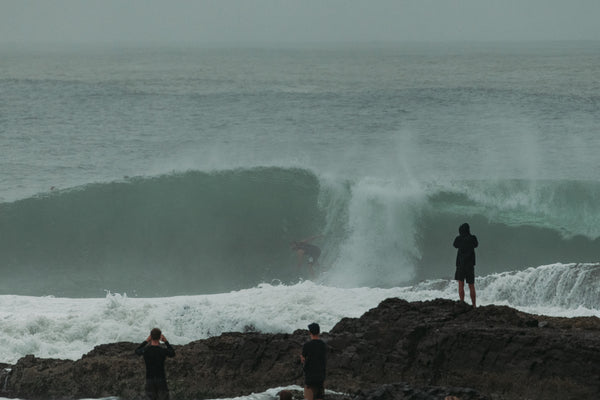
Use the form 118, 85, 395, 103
291, 235, 322, 278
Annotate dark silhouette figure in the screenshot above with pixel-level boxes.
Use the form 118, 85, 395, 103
300, 323, 327, 400
453, 223, 478, 307
135, 328, 176, 400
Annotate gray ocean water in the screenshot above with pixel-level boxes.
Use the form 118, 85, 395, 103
1, 42, 600, 296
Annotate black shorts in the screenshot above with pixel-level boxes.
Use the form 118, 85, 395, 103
145, 378, 169, 400
305, 382, 324, 400
455, 265, 475, 284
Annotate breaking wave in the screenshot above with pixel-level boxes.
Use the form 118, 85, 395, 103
1, 167, 599, 296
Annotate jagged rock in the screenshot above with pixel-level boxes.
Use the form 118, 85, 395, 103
278, 384, 488, 400
1, 298, 599, 399
352, 382, 488, 400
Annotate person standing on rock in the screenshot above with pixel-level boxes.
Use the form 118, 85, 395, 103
300, 322, 327, 400
135, 328, 176, 400
453, 222, 478, 307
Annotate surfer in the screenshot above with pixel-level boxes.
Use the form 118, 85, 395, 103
135, 328, 176, 400
453, 223, 478, 308
301, 323, 327, 400
291, 235, 322, 277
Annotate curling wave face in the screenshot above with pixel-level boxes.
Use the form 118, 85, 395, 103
0, 167, 327, 296
1, 167, 599, 296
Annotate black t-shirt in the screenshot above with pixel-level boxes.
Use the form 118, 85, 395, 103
302, 339, 327, 385
135, 341, 176, 380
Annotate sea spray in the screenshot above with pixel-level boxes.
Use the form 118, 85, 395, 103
324, 177, 426, 287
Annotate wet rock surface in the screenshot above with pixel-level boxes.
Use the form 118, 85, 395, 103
1, 298, 599, 399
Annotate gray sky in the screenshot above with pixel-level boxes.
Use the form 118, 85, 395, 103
1, 0, 600, 45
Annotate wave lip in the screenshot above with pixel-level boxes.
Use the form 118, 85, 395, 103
432, 179, 600, 239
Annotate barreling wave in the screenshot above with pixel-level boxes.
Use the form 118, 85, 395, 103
0, 167, 340, 296
323, 176, 600, 286
1, 168, 599, 296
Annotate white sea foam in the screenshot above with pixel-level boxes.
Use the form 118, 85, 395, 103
206, 385, 344, 400
0, 386, 332, 400
1, 263, 599, 365
0, 282, 408, 364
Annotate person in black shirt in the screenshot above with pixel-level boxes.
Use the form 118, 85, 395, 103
453, 223, 479, 307
301, 323, 327, 400
135, 328, 176, 400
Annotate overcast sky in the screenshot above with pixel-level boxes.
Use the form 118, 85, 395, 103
1, 0, 600, 45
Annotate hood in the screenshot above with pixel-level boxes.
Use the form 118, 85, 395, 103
459, 223, 471, 236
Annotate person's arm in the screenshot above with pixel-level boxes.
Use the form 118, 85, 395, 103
135, 340, 148, 356
472, 235, 478, 248
300, 343, 307, 364
300, 234, 322, 243
161, 334, 175, 357
135, 334, 152, 355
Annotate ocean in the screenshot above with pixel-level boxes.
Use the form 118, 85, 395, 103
1, 41, 600, 397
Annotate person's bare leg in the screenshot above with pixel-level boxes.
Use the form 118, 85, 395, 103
458, 280, 465, 302
304, 386, 314, 400
308, 263, 315, 279
296, 250, 305, 269
468, 283, 476, 307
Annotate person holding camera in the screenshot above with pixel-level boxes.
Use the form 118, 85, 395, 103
453, 223, 479, 307
135, 328, 176, 400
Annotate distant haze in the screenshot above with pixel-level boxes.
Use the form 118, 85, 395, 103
1, 0, 600, 45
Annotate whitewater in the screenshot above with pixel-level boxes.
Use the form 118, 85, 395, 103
1, 42, 600, 399
1, 264, 599, 366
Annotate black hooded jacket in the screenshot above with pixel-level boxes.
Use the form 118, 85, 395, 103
453, 223, 478, 268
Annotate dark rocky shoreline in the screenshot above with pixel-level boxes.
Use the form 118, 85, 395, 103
1, 298, 599, 400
